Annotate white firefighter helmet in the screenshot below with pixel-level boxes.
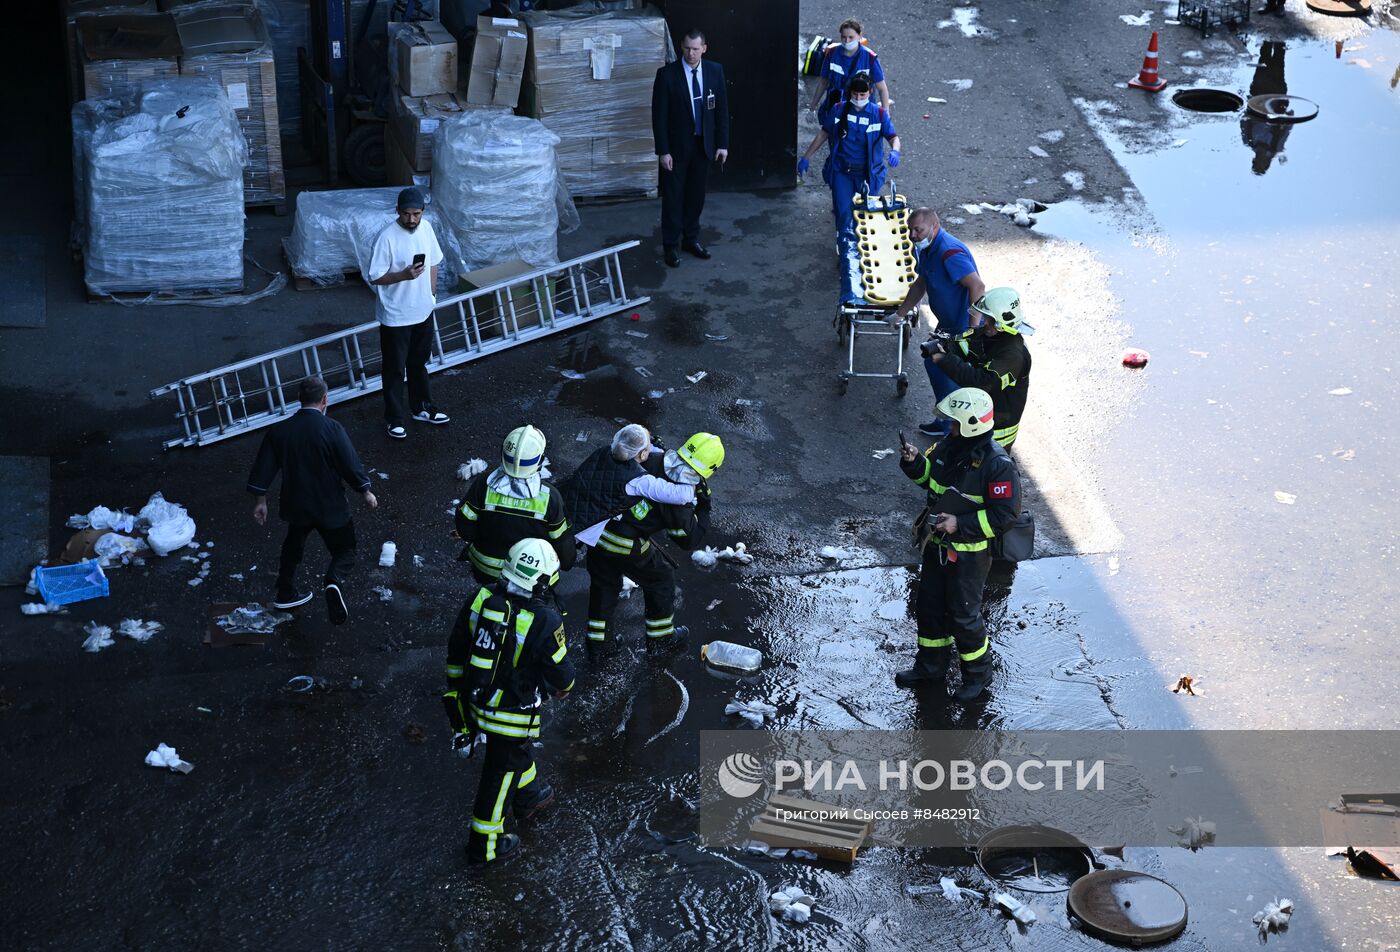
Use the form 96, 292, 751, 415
502, 425, 546, 478
935, 387, 996, 437
972, 286, 1035, 336
501, 538, 560, 591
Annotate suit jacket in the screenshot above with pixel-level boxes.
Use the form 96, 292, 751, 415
246, 408, 371, 528
652, 58, 730, 160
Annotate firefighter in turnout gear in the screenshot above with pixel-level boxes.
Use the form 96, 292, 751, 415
925, 287, 1032, 450
444, 538, 576, 864
584, 432, 723, 652
896, 388, 1022, 701
455, 425, 575, 586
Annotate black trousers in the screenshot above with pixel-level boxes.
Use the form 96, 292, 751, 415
660, 135, 710, 248
586, 546, 677, 641
913, 545, 992, 678
467, 733, 538, 862
379, 319, 434, 426
276, 519, 356, 596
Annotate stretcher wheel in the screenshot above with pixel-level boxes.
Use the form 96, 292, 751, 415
900, 322, 911, 350
838, 374, 849, 395
836, 311, 850, 346
896, 374, 909, 397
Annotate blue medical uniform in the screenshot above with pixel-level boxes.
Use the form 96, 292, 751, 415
821, 100, 897, 303
817, 44, 885, 124
916, 228, 978, 401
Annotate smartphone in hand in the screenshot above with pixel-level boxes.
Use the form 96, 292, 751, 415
412, 253, 426, 268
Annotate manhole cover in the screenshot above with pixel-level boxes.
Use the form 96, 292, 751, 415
1067, 870, 1188, 946
1246, 94, 1320, 123
974, 825, 1095, 894
1171, 88, 1243, 113
1306, 0, 1371, 16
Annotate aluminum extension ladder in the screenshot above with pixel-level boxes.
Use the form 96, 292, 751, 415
150, 242, 649, 449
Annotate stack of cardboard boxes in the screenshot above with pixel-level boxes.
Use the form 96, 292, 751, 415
385, 16, 528, 188
63, 0, 284, 208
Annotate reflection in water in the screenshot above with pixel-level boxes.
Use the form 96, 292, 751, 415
1240, 42, 1292, 175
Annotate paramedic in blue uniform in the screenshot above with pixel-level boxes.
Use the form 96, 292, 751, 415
806, 18, 890, 123
891, 207, 988, 437
651, 29, 730, 269
797, 75, 901, 304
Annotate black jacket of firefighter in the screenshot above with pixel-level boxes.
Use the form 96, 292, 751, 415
937, 331, 1030, 449
454, 473, 575, 583
443, 582, 576, 741
901, 432, 1022, 554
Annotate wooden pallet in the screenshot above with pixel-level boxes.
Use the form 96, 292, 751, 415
86, 284, 245, 304
246, 197, 289, 217
292, 267, 360, 292
748, 792, 874, 863
574, 188, 659, 206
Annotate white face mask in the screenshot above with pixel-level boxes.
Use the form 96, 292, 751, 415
914, 236, 932, 251
842, 39, 860, 52
850, 97, 870, 110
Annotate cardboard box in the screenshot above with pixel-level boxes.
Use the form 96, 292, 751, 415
460, 259, 545, 339
385, 124, 431, 189
78, 13, 182, 101
467, 15, 527, 108
175, 4, 284, 204
394, 20, 457, 97
63, 0, 159, 102
391, 92, 465, 170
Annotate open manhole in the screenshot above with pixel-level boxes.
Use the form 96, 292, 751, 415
1246, 94, 1320, 123
1171, 88, 1244, 113
1067, 870, 1188, 946
973, 825, 1097, 894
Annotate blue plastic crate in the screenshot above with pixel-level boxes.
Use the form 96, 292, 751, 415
34, 560, 110, 606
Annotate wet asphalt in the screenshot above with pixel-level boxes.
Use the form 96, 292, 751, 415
3, 1, 1400, 949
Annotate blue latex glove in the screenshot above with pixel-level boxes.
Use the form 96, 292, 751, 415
887, 149, 901, 168
797, 157, 810, 177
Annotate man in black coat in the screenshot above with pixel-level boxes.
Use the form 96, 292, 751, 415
651, 29, 730, 268
247, 376, 378, 624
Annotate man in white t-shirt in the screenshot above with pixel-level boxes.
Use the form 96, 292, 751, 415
369, 187, 449, 440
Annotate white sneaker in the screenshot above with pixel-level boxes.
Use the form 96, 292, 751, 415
387, 424, 407, 439
411, 405, 450, 425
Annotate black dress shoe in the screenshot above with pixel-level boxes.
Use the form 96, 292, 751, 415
664, 247, 681, 267
682, 241, 711, 260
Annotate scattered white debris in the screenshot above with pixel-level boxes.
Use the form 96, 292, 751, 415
372, 585, 394, 603
1182, 50, 1203, 60
379, 541, 397, 567
960, 203, 983, 215
1172, 138, 1189, 148
926, 96, 948, 103
229, 573, 244, 581
937, 7, 991, 38
94, 531, 149, 567
1038, 129, 1065, 143
716, 543, 753, 564
706, 599, 723, 611
624, 330, 649, 339
871, 448, 895, 459
457, 459, 488, 481
770, 885, 818, 922
82, 622, 115, 653
1273, 491, 1297, 505
704, 333, 729, 342
560, 369, 587, 380
413, 555, 424, 568
634, 366, 653, 378
819, 546, 852, 560
783, 902, 812, 924
1120, 10, 1152, 25
944, 78, 974, 91
725, 698, 779, 727
1108, 555, 1120, 576
20, 602, 66, 616
691, 548, 718, 568
118, 619, 163, 642
187, 577, 204, 587
215, 603, 293, 635
141, 492, 197, 557
1168, 816, 1217, 849
993, 891, 1037, 925
1329, 387, 1353, 396
144, 742, 194, 774
377, 472, 389, 480
744, 840, 771, 855
647, 389, 667, 399
1028, 145, 1050, 158
1013, 211, 1032, 227
1253, 898, 1294, 938
67, 505, 136, 533
619, 576, 639, 599
790, 849, 819, 860
1062, 170, 1086, 191
686, 370, 708, 384
25, 567, 38, 596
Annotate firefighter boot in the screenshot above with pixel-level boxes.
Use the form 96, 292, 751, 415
466, 833, 521, 865
515, 783, 555, 821
953, 665, 990, 702
647, 625, 689, 653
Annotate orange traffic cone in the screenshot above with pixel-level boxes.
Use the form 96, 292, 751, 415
1128, 31, 1168, 92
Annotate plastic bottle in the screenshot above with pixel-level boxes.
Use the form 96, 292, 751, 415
379, 541, 397, 567
701, 640, 763, 673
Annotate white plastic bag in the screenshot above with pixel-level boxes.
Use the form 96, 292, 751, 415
140, 492, 197, 556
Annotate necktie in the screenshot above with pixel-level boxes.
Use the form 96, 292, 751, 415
690, 67, 702, 134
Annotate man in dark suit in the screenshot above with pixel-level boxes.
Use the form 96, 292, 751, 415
651, 29, 730, 268
247, 376, 378, 624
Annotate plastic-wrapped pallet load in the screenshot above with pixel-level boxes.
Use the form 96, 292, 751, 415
519, 8, 667, 200
61, 0, 159, 102
174, 3, 285, 206
432, 110, 580, 273
71, 98, 124, 250
82, 77, 247, 296
283, 187, 465, 297
77, 12, 183, 102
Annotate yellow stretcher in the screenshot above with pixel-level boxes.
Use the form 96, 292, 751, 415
835, 190, 918, 396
